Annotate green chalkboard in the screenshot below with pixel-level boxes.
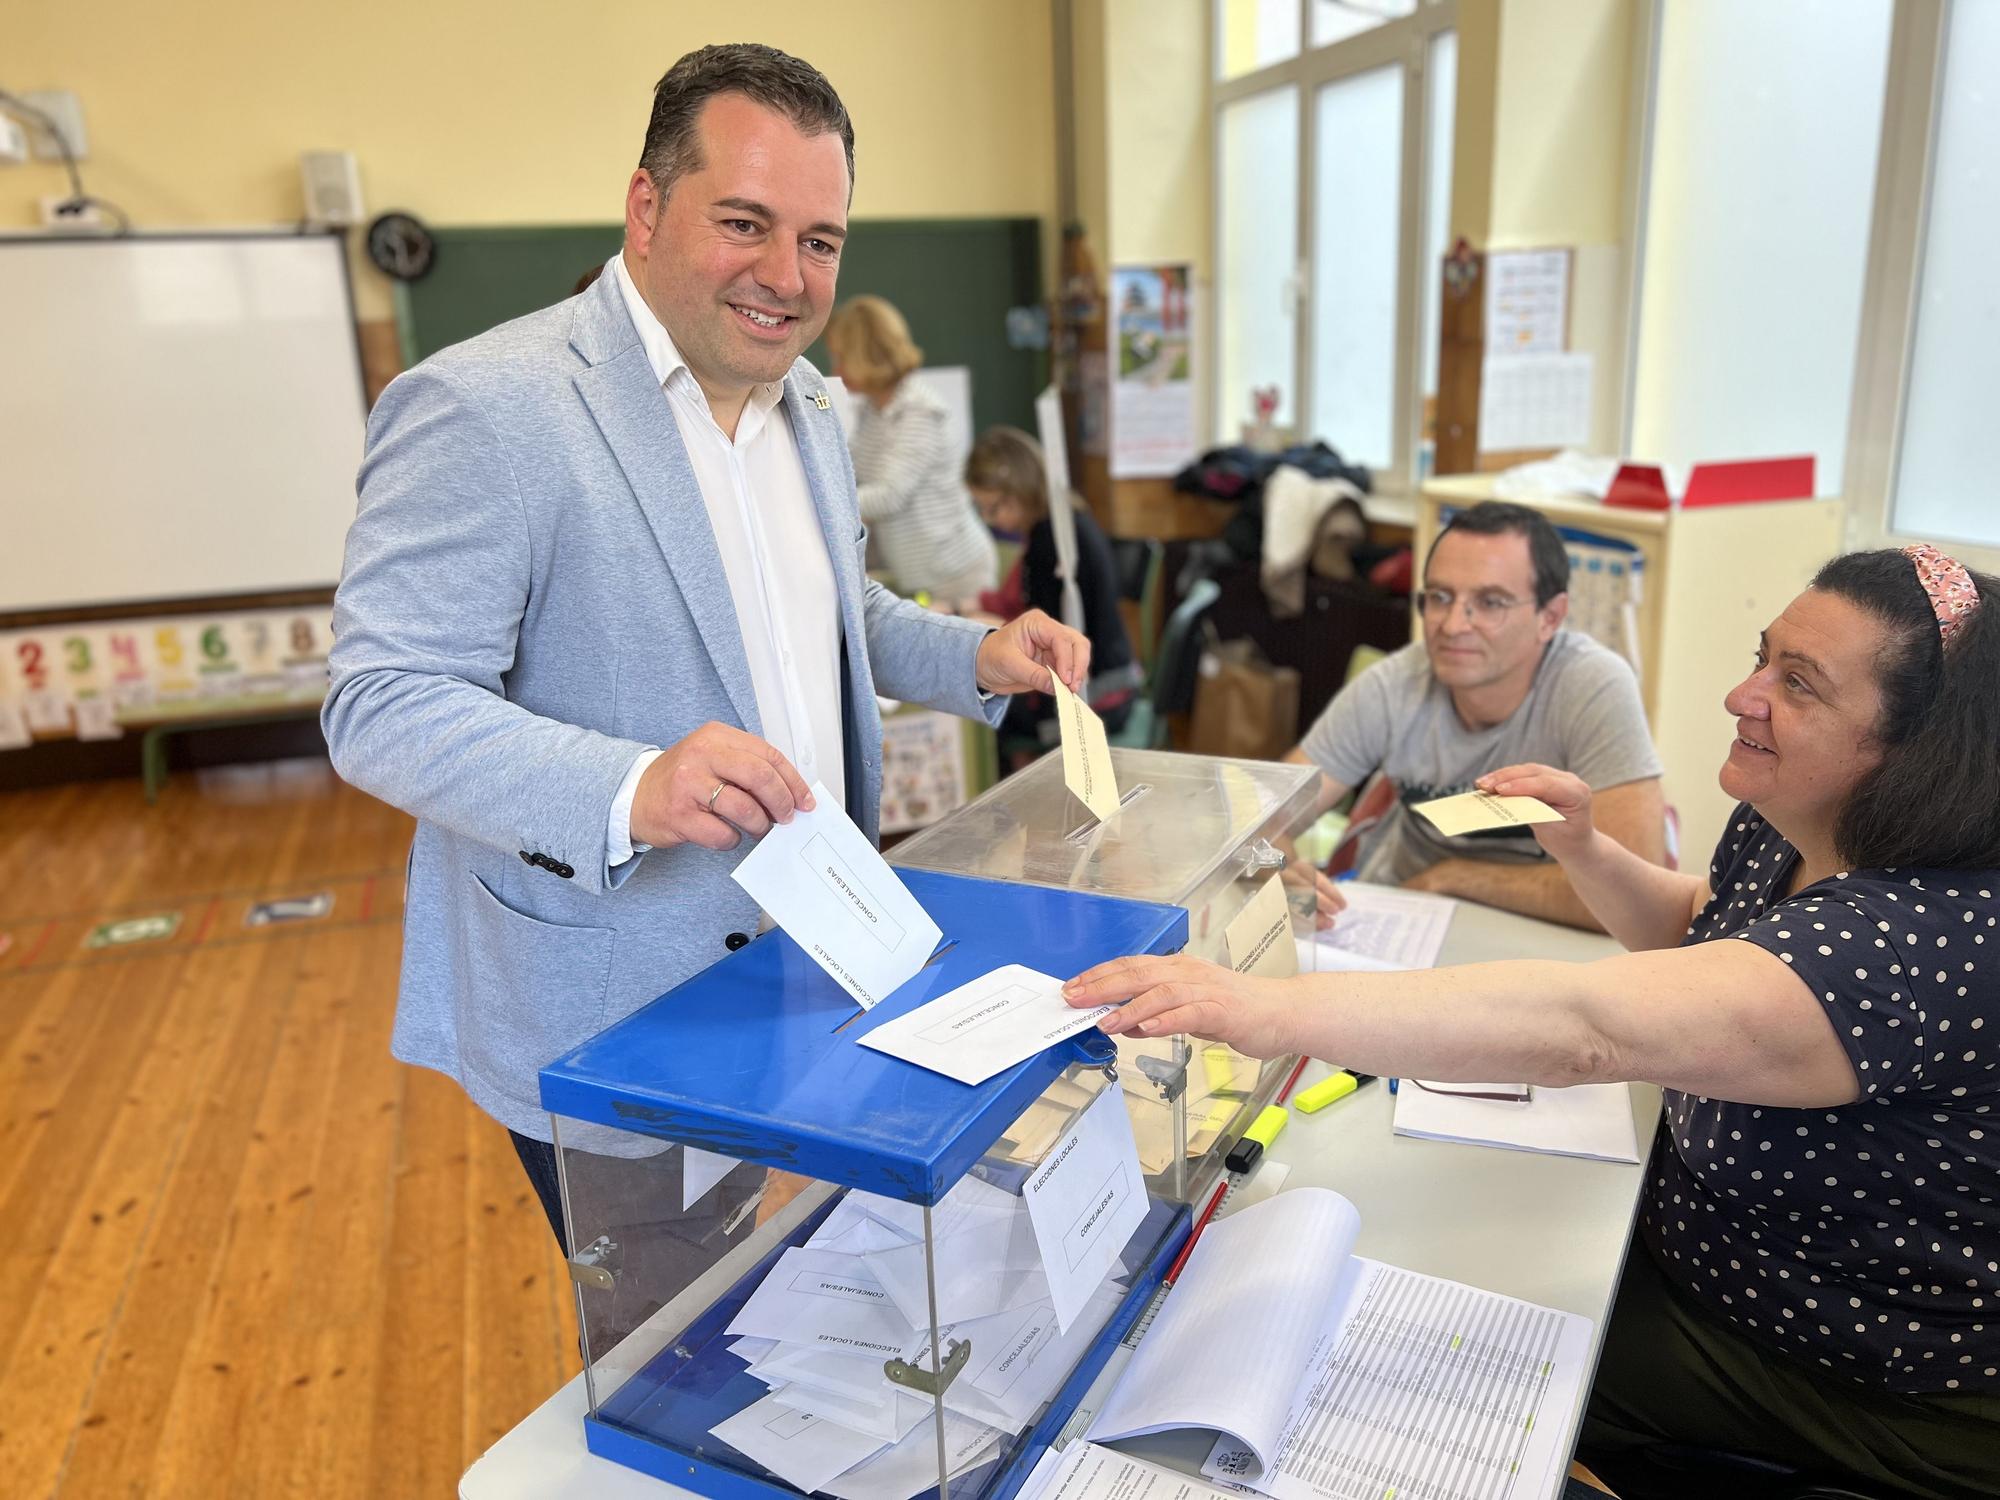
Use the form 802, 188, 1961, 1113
397, 218, 1044, 433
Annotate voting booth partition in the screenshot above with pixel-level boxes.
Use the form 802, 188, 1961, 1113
538, 872, 1191, 1500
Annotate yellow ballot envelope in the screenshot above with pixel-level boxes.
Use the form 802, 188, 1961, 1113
1224, 872, 1299, 979
1050, 674, 1122, 822
1411, 788, 1563, 837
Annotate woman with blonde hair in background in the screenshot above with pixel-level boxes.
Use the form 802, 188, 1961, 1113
825, 295, 995, 605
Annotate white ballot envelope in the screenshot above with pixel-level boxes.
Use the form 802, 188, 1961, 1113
857, 964, 1116, 1086
732, 781, 943, 1010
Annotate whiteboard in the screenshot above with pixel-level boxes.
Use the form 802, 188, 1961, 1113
0, 234, 368, 614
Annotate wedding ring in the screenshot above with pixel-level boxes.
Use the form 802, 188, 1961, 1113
707, 781, 727, 810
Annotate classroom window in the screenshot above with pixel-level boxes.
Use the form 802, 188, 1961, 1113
1311, 0, 1417, 49
1211, 0, 1457, 488
1217, 0, 1302, 81
1308, 64, 1404, 471
1887, 0, 2000, 551
1216, 86, 1301, 433
1627, 0, 1893, 499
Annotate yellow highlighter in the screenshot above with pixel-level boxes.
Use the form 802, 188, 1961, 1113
1224, 1105, 1288, 1174
1295, 1070, 1377, 1114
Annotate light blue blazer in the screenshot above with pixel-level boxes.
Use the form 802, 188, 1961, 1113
323, 271, 1002, 1142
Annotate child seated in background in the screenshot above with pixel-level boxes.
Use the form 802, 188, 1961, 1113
964, 426, 1140, 744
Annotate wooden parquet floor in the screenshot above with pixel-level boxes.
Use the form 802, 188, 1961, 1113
0, 758, 580, 1498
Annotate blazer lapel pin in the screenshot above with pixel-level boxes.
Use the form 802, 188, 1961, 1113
813, 390, 831, 410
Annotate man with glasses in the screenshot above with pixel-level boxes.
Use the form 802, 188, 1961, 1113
1286, 501, 1664, 930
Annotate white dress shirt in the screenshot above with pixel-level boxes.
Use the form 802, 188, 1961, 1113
605, 253, 845, 864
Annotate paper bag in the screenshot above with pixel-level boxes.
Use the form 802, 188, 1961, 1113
1189, 640, 1299, 760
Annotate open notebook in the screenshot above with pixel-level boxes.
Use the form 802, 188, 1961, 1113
1089, 1188, 1591, 1500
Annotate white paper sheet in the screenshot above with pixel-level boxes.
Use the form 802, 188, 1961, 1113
847, 1173, 1018, 1243
748, 1342, 890, 1405
1202, 1257, 1592, 1500
819, 1408, 1004, 1500
710, 1394, 888, 1494
811, 1195, 920, 1256
1293, 936, 1399, 975
1023, 1084, 1147, 1332
857, 964, 1117, 1086
684, 1146, 739, 1210
1089, 1189, 1359, 1469
919, 1283, 1123, 1433
724, 1247, 919, 1358
1041, 1442, 1243, 1500
1314, 882, 1455, 970
1393, 1080, 1641, 1163
768, 1380, 930, 1444
732, 781, 942, 1010
864, 1204, 1049, 1329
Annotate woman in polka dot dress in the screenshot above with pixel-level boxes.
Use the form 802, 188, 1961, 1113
1064, 548, 2000, 1497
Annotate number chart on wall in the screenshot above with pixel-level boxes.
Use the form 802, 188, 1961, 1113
0, 607, 334, 748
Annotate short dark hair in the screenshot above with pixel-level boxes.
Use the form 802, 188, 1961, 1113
1426, 501, 1570, 607
1813, 548, 2000, 870
638, 44, 855, 201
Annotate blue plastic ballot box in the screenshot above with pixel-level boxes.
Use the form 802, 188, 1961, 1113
538, 869, 1191, 1500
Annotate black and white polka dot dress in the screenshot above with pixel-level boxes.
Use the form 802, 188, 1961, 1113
1643, 804, 2000, 1392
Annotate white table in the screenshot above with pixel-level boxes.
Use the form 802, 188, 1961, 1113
462, 902, 1657, 1500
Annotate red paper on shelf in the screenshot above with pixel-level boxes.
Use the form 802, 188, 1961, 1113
1605, 465, 1671, 511
1682, 456, 1815, 509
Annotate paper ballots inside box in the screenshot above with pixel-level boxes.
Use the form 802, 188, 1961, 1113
767, 1379, 930, 1444
817, 1407, 1003, 1500
862, 1202, 1049, 1328
857, 964, 1116, 1085
1411, 788, 1563, 836
1051, 675, 1122, 822
1022, 1082, 1147, 1331
725, 1247, 917, 1358
731, 780, 942, 1010
710, 1394, 890, 1495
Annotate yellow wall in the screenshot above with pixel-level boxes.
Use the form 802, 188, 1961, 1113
7, 0, 1059, 318
1103, 0, 1209, 272
1488, 0, 1632, 249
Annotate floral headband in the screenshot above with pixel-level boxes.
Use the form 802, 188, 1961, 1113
1904, 542, 1980, 646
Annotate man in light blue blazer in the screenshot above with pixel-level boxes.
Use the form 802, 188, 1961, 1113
323, 44, 1087, 1255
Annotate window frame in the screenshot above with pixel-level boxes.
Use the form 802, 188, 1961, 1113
1210, 0, 1459, 493
1841, 0, 1999, 570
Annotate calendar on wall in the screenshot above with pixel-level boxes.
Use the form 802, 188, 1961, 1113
0, 606, 334, 749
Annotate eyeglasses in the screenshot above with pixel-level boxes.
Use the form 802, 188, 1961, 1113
1417, 589, 1533, 625
1410, 1079, 1533, 1104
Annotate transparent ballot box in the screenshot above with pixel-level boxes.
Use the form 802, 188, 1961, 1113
891, 750, 1321, 1202
538, 869, 1192, 1499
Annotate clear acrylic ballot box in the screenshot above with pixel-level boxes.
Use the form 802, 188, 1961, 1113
538, 870, 1192, 1500
891, 750, 1321, 1204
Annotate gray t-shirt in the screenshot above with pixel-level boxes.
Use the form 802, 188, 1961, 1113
1300, 631, 1661, 884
